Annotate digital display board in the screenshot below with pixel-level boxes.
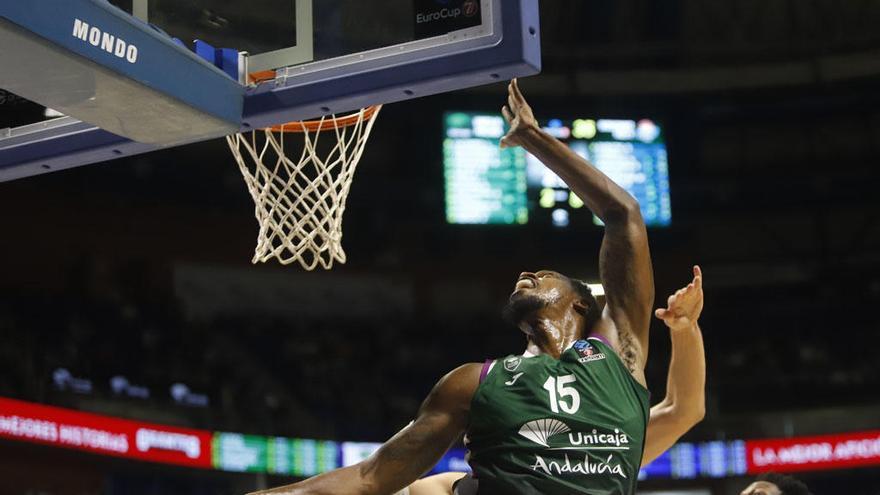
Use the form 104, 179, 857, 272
430, 447, 471, 475
290, 438, 340, 477
443, 113, 529, 225
443, 113, 671, 227
213, 433, 269, 472
0, 396, 212, 469
212, 433, 339, 476
341, 441, 381, 467
4, 397, 877, 480
640, 441, 747, 480
746, 430, 880, 474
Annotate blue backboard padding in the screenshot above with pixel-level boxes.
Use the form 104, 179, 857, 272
0, 0, 539, 181
194, 40, 242, 82
0, 124, 150, 182
0, 0, 242, 124
428, 448, 471, 476
218, 48, 240, 81
194, 39, 216, 66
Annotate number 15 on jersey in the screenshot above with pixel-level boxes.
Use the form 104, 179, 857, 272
542, 374, 581, 414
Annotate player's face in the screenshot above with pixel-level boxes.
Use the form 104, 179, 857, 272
740, 481, 782, 495
505, 270, 578, 323
510, 270, 573, 301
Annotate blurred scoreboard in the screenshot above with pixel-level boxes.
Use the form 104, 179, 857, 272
640, 440, 748, 480
213, 433, 338, 476
443, 112, 671, 227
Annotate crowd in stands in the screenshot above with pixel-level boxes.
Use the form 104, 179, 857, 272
1, 265, 878, 443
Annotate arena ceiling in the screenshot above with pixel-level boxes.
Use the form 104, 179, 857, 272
516, 0, 880, 95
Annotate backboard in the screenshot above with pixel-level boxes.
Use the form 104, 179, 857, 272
123, 0, 491, 74
0, 0, 541, 181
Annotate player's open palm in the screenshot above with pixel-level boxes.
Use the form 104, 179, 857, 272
500, 78, 538, 149
655, 266, 703, 332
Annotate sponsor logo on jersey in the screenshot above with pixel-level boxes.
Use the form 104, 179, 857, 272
518, 418, 631, 451
518, 418, 570, 447
503, 356, 522, 372
573, 340, 606, 363
530, 453, 628, 478
505, 372, 524, 386
518, 418, 631, 479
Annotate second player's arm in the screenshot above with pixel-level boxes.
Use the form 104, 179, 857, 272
641, 322, 705, 465
642, 266, 706, 465
248, 364, 481, 495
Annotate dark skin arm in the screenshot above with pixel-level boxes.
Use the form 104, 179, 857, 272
642, 266, 706, 464
501, 79, 655, 383
247, 363, 482, 495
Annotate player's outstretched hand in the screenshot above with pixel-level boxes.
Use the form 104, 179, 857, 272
500, 78, 539, 149
655, 266, 703, 332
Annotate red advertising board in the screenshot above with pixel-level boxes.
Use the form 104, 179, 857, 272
747, 430, 880, 474
0, 397, 212, 468
4, 396, 880, 477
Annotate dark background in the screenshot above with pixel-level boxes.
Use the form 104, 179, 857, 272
2, 0, 880, 493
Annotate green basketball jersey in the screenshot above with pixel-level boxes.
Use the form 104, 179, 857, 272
465, 337, 650, 495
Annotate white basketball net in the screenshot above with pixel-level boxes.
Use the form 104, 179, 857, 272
226, 106, 381, 270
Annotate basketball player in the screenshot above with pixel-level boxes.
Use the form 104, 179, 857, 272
741, 473, 813, 495
251, 79, 673, 494
402, 268, 706, 495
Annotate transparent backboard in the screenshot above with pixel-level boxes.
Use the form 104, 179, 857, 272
0, 0, 538, 181
111, 0, 488, 74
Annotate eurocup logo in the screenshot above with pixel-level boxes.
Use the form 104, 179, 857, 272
463, 0, 479, 17
418, 0, 478, 24
574, 340, 606, 363
574, 340, 594, 357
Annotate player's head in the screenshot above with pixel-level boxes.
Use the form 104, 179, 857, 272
503, 270, 600, 336
740, 473, 812, 495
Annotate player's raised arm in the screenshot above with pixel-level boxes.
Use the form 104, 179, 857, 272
501, 79, 654, 371
642, 266, 706, 465
248, 364, 481, 495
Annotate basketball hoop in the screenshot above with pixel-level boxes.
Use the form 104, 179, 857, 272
226, 104, 381, 270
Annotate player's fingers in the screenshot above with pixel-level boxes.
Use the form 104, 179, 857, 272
655, 308, 667, 319
694, 265, 703, 288
667, 294, 675, 307
502, 105, 513, 123
508, 92, 519, 113
512, 78, 526, 103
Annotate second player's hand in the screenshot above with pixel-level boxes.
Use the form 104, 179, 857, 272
500, 78, 539, 149
655, 266, 703, 332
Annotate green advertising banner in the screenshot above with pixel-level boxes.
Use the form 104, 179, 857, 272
213, 433, 268, 472
291, 438, 339, 477
213, 432, 339, 476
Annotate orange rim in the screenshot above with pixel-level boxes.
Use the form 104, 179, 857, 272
265, 105, 382, 133
248, 70, 277, 84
